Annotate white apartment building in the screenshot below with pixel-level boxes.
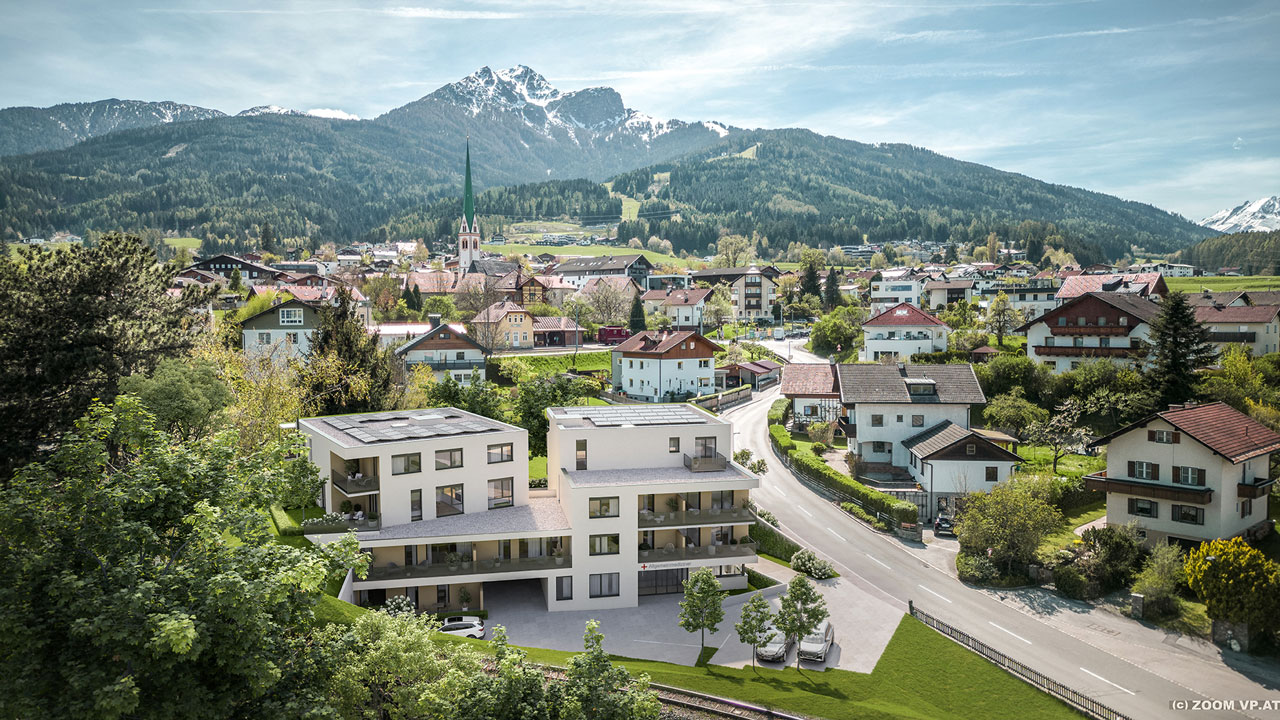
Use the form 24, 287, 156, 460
1085, 402, 1280, 546
976, 280, 1059, 319
858, 302, 950, 362
1194, 304, 1280, 357
688, 266, 781, 322
1018, 292, 1158, 373
297, 404, 757, 612
610, 330, 722, 402
869, 274, 925, 315
922, 280, 975, 309
546, 404, 758, 607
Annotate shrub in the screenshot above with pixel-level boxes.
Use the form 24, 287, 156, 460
1053, 564, 1089, 600
787, 450, 917, 524
733, 448, 754, 466
811, 442, 828, 455
767, 397, 791, 425
301, 511, 347, 533
1132, 544, 1185, 617
382, 594, 417, 617
841, 502, 890, 532
1081, 524, 1148, 592
807, 421, 835, 446
745, 566, 780, 589
768, 424, 794, 453
790, 548, 836, 579
956, 553, 999, 584
756, 508, 779, 527
749, 518, 801, 561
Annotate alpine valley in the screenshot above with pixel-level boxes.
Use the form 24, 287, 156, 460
0, 65, 1214, 261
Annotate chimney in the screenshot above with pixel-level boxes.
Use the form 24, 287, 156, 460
428, 313, 442, 329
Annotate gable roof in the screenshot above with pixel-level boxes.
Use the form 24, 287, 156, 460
902, 420, 1021, 461
1016, 292, 1161, 332
1090, 401, 1280, 464
534, 274, 577, 290
1243, 291, 1280, 306
552, 254, 652, 274
739, 359, 782, 375
780, 363, 840, 397
471, 301, 529, 323
923, 279, 975, 291
238, 297, 320, 326
578, 276, 641, 295
394, 322, 488, 355
614, 330, 723, 355
1194, 304, 1280, 324
1057, 273, 1167, 300
862, 302, 948, 328
689, 265, 783, 280
268, 284, 367, 303
642, 288, 712, 306
836, 364, 985, 405
406, 271, 455, 294
532, 316, 585, 332
1185, 291, 1246, 307
465, 258, 520, 277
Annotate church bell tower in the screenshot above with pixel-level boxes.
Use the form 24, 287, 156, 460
457, 142, 481, 271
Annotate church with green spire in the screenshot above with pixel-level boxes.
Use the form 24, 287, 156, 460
457, 142, 482, 269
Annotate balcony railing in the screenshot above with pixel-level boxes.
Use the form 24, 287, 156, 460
683, 452, 728, 472
1047, 325, 1131, 336
1034, 345, 1144, 358
362, 553, 572, 583
407, 359, 487, 371
1238, 478, 1275, 499
1083, 471, 1213, 505
638, 507, 754, 529
333, 470, 380, 495
1209, 331, 1257, 344
638, 539, 757, 564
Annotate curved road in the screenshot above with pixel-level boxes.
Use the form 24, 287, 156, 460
724, 386, 1274, 720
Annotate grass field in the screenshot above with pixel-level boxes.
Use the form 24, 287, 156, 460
1016, 445, 1106, 481
164, 237, 202, 249
1166, 276, 1280, 293
620, 196, 641, 221
482, 242, 697, 269
495, 350, 612, 376
529, 455, 547, 481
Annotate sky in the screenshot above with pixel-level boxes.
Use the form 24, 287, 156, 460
3, 0, 1277, 221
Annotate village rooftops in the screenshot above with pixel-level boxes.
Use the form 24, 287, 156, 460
1056, 272, 1168, 300
612, 330, 723, 354
299, 407, 519, 449
551, 254, 651, 273
547, 403, 721, 430
1194, 304, 1280, 324
836, 363, 986, 405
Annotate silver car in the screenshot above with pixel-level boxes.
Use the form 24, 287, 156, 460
754, 622, 793, 663
439, 616, 486, 639
798, 619, 834, 662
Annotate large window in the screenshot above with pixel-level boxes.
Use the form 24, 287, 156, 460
1128, 498, 1158, 518
392, 453, 421, 475
556, 576, 573, 601
871, 414, 884, 427
487, 443, 514, 464
1171, 504, 1204, 525
410, 489, 422, 521
437, 484, 464, 517
435, 448, 463, 470
589, 572, 620, 598
576, 439, 588, 470
694, 436, 717, 458
1174, 466, 1205, 487
279, 308, 303, 325
710, 490, 733, 510
488, 478, 513, 509
589, 534, 620, 556
589, 497, 619, 518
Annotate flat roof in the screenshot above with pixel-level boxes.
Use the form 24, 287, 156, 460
299, 407, 519, 448
563, 464, 756, 488
362, 497, 570, 542
547, 403, 721, 430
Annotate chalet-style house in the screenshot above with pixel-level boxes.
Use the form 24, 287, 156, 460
1055, 273, 1167, 304
610, 331, 723, 402
1018, 292, 1159, 373
551, 254, 653, 289
780, 363, 841, 426
641, 288, 712, 330
1085, 402, 1280, 547
240, 298, 322, 361
394, 315, 489, 385
859, 302, 950, 362
471, 301, 534, 350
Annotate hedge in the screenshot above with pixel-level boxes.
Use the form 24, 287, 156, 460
270, 505, 305, 537
748, 517, 802, 562
767, 397, 791, 425
745, 566, 780, 589
768, 424, 795, 454
787, 450, 918, 525
841, 502, 891, 532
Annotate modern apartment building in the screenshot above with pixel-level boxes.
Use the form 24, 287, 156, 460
689, 266, 781, 322
1018, 292, 1158, 373
297, 403, 757, 612
1085, 402, 1280, 547
869, 274, 925, 315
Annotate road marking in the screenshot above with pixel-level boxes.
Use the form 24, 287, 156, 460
917, 585, 953, 604
865, 553, 891, 570
775, 487, 788, 497
1079, 667, 1135, 695
825, 527, 844, 541
988, 621, 1032, 645
633, 639, 703, 648
799, 506, 813, 518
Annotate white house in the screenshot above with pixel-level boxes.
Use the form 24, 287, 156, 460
240, 298, 321, 361
1194, 304, 1280, 357
869, 274, 926, 315
859, 302, 950, 362
394, 314, 490, 385
779, 363, 841, 426
1018, 292, 1159, 373
922, 279, 975, 309
610, 331, 722, 402
641, 288, 712, 330
1085, 402, 1280, 546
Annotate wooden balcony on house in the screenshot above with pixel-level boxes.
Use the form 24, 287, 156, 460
1084, 471, 1213, 505
1033, 345, 1145, 358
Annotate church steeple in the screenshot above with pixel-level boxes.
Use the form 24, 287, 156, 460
457, 141, 482, 271
463, 140, 476, 231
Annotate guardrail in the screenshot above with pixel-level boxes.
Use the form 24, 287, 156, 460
908, 601, 1133, 720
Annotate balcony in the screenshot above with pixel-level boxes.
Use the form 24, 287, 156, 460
683, 452, 728, 472
1238, 478, 1275, 500
638, 539, 757, 565
362, 553, 572, 583
407, 359, 487, 371
638, 507, 754, 529
302, 515, 382, 535
1209, 331, 1257, 344
1033, 345, 1144, 358
1084, 471, 1213, 505
1048, 325, 1132, 336
333, 470, 380, 496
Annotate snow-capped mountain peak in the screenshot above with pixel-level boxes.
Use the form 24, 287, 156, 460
1200, 196, 1280, 234
237, 105, 307, 117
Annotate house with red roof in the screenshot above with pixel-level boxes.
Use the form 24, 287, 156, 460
1085, 402, 1280, 546
641, 288, 712, 329
1194, 304, 1280, 356
779, 363, 841, 425
1055, 273, 1167, 304
610, 330, 723, 402
858, 302, 951, 362
1017, 292, 1159, 373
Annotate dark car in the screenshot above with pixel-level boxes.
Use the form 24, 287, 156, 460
933, 516, 956, 536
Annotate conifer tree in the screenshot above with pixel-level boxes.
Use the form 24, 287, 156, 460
1147, 291, 1215, 409
628, 294, 647, 333
822, 267, 842, 311
260, 221, 277, 254
800, 263, 822, 300
300, 289, 398, 415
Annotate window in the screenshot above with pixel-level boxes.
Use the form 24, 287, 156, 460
965, 443, 976, 455
871, 441, 889, 453
392, 453, 421, 475
1057, 317, 1066, 326
436, 484, 464, 517
286, 331, 299, 344
410, 489, 422, 521
669, 437, 680, 453
1045, 337, 1055, 347
699, 359, 711, 368
589, 572, 620, 598
576, 439, 587, 470
488, 478, 513, 509
896, 414, 904, 423
487, 443, 514, 464
437, 586, 448, 605
279, 308, 303, 325
694, 436, 717, 458
257, 332, 271, 345
1171, 504, 1205, 525
1127, 498, 1158, 518
871, 414, 884, 427
710, 490, 733, 510
435, 448, 463, 470
589, 534, 620, 556
1131, 461, 1156, 481
911, 414, 924, 427
1174, 466, 1206, 487
589, 497, 619, 518
1119, 316, 1128, 326
677, 361, 683, 370
1150, 430, 1177, 444
985, 466, 998, 482
1242, 498, 1254, 518
556, 576, 573, 601
1077, 316, 1086, 326
1098, 316, 1107, 326
1100, 337, 1110, 348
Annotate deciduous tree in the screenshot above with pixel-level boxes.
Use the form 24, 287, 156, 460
775, 576, 828, 670
956, 482, 1061, 573
119, 358, 232, 440
678, 567, 725, 649
735, 592, 775, 669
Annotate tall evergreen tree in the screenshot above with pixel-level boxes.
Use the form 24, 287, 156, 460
300, 289, 398, 416
800, 263, 822, 300
411, 285, 423, 312
822, 266, 842, 310
260, 221, 277, 254
1147, 291, 1215, 409
628, 294, 647, 333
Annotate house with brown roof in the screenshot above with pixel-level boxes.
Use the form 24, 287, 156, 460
1195, 304, 1280, 356
1085, 402, 1280, 546
1055, 273, 1168, 304
718, 359, 781, 391
532, 316, 585, 348
470, 301, 534, 350
1018, 292, 1159, 373
610, 331, 723, 402
641, 288, 712, 329
393, 314, 489, 385
780, 363, 841, 425
859, 302, 950, 362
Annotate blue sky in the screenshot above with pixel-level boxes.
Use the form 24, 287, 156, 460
3, 0, 1277, 220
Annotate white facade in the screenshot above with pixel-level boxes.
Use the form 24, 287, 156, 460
401, 346, 488, 385
869, 277, 924, 315
727, 272, 777, 321
851, 402, 971, 466
611, 353, 715, 401
243, 326, 313, 361
859, 324, 949, 362
1024, 320, 1153, 373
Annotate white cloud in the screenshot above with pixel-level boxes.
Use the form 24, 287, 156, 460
380, 7, 521, 20
1233, 136, 1245, 151
307, 108, 360, 120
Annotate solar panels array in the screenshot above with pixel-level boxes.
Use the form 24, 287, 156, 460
564, 405, 707, 427
322, 411, 499, 444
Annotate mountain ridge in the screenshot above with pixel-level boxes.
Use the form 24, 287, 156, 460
1200, 196, 1280, 234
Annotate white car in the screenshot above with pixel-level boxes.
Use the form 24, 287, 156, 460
798, 619, 834, 662
439, 616, 486, 639
754, 622, 793, 663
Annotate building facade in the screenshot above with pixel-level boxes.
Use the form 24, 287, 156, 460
394, 315, 489, 385
1018, 292, 1158, 373
610, 331, 722, 401
240, 298, 321, 360
858, 302, 950, 362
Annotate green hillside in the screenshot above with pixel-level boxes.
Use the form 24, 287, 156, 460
1179, 229, 1280, 276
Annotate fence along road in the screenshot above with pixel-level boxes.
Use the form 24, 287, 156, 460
724, 386, 1258, 720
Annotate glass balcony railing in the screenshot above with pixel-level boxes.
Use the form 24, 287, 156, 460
637, 507, 753, 529
362, 553, 572, 583
683, 452, 728, 472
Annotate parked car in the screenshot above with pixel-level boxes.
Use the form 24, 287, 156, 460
798, 619, 835, 662
772, 328, 785, 340
933, 516, 955, 536
754, 622, 793, 663
439, 616, 486, 639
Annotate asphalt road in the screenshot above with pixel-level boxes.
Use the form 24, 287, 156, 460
724, 386, 1275, 720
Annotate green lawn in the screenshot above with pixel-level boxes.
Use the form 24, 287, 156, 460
620, 196, 641, 221
1166, 276, 1280, 293
1016, 445, 1106, 481
163, 236, 202, 249
495, 350, 612, 376
1036, 500, 1107, 560
481, 242, 697, 269
529, 455, 548, 481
